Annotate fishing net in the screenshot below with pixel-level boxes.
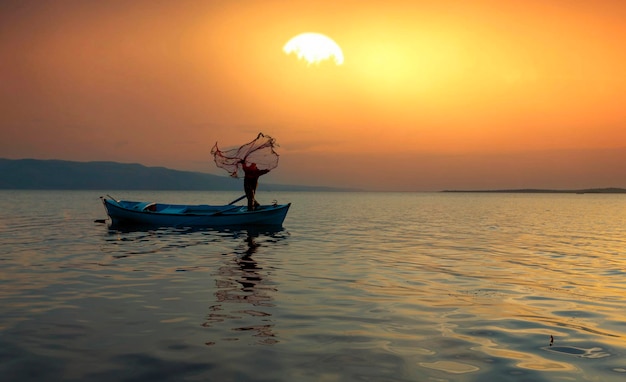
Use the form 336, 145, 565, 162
211, 133, 280, 178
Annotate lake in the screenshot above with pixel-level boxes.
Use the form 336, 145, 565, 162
1, 190, 625, 381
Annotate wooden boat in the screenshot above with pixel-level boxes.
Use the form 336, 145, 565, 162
100, 196, 290, 227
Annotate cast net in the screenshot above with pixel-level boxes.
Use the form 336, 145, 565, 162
211, 132, 280, 178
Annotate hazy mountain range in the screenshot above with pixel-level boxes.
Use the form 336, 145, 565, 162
2, 159, 624, 193
0, 158, 349, 191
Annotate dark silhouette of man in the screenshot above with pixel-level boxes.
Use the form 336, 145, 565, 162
241, 161, 269, 211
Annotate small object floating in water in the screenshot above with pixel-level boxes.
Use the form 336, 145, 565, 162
550, 335, 554, 346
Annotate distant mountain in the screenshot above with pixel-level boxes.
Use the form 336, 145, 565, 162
0, 158, 348, 191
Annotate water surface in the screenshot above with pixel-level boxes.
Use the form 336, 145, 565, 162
1, 190, 625, 381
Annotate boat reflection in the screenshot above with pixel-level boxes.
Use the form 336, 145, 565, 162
105, 220, 286, 234
203, 227, 287, 345
101, 222, 287, 345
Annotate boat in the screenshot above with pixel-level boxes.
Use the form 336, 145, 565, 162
100, 196, 290, 227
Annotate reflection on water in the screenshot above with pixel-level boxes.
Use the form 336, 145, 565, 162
205, 229, 281, 345
101, 223, 288, 347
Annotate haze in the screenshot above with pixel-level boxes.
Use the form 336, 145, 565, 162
1, 0, 625, 191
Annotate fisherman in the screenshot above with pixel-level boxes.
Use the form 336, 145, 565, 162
241, 160, 270, 211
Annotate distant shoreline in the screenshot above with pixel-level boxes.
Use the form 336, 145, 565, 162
441, 188, 626, 194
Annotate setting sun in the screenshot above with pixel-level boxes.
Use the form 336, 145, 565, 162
283, 32, 344, 65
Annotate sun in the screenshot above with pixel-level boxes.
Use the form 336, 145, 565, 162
283, 33, 344, 65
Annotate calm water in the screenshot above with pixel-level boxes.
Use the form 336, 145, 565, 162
1, 190, 625, 381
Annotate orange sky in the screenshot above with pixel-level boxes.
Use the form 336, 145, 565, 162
1, 0, 625, 191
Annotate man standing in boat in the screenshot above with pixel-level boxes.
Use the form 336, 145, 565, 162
241, 160, 270, 211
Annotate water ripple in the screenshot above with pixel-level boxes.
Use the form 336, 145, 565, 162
1, 191, 625, 381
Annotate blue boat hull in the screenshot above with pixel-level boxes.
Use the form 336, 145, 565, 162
101, 197, 290, 227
